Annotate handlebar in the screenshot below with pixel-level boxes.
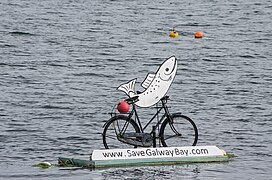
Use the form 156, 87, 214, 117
161, 95, 169, 101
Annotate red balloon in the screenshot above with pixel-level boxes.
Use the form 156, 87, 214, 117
117, 101, 130, 113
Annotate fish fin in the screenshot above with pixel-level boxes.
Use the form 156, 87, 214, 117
141, 73, 155, 89
117, 79, 136, 96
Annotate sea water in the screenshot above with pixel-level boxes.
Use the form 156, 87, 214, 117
0, 0, 271, 179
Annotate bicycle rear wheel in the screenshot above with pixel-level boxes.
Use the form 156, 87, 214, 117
160, 114, 198, 147
102, 115, 140, 149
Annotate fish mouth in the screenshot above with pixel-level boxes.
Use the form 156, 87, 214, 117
159, 74, 172, 81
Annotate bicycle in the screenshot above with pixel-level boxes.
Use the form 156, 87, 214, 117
102, 95, 198, 149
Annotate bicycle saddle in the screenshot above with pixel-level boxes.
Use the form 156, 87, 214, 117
125, 96, 139, 104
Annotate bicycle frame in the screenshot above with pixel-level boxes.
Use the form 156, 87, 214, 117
125, 97, 172, 134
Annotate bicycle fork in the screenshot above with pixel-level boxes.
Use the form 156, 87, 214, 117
163, 103, 182, 138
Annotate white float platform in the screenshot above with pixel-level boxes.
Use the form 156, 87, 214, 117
58, 146, 233, 168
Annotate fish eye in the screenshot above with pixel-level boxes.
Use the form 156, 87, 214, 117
165, 68, 169, 72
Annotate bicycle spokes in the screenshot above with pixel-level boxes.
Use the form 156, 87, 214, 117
160, 114, 198, 147
103, 116, 141, 149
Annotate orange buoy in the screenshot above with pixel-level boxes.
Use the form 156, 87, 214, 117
169, 31, 179, 38
194, 31, 203, 38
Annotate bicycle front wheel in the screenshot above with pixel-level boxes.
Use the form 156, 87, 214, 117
160, 114, 198, 147
102, 115, 140, 149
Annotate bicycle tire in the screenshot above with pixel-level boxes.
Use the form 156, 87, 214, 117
160, 114, 198, 147
102, 115, 140, 149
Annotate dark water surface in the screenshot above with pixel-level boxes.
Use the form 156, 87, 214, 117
1, 0, 271, 179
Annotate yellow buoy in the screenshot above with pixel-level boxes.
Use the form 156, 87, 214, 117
169, 30, 178, 38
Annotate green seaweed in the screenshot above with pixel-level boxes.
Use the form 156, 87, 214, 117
226, 153, 236, 158
32, 162, 52, 168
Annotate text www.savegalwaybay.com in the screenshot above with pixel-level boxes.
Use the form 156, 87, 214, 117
101, 148, 209, 158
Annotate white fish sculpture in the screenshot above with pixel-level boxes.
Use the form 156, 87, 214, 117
117, 56, 177, 107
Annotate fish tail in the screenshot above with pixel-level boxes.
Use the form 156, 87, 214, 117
117, 79, 136, 96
